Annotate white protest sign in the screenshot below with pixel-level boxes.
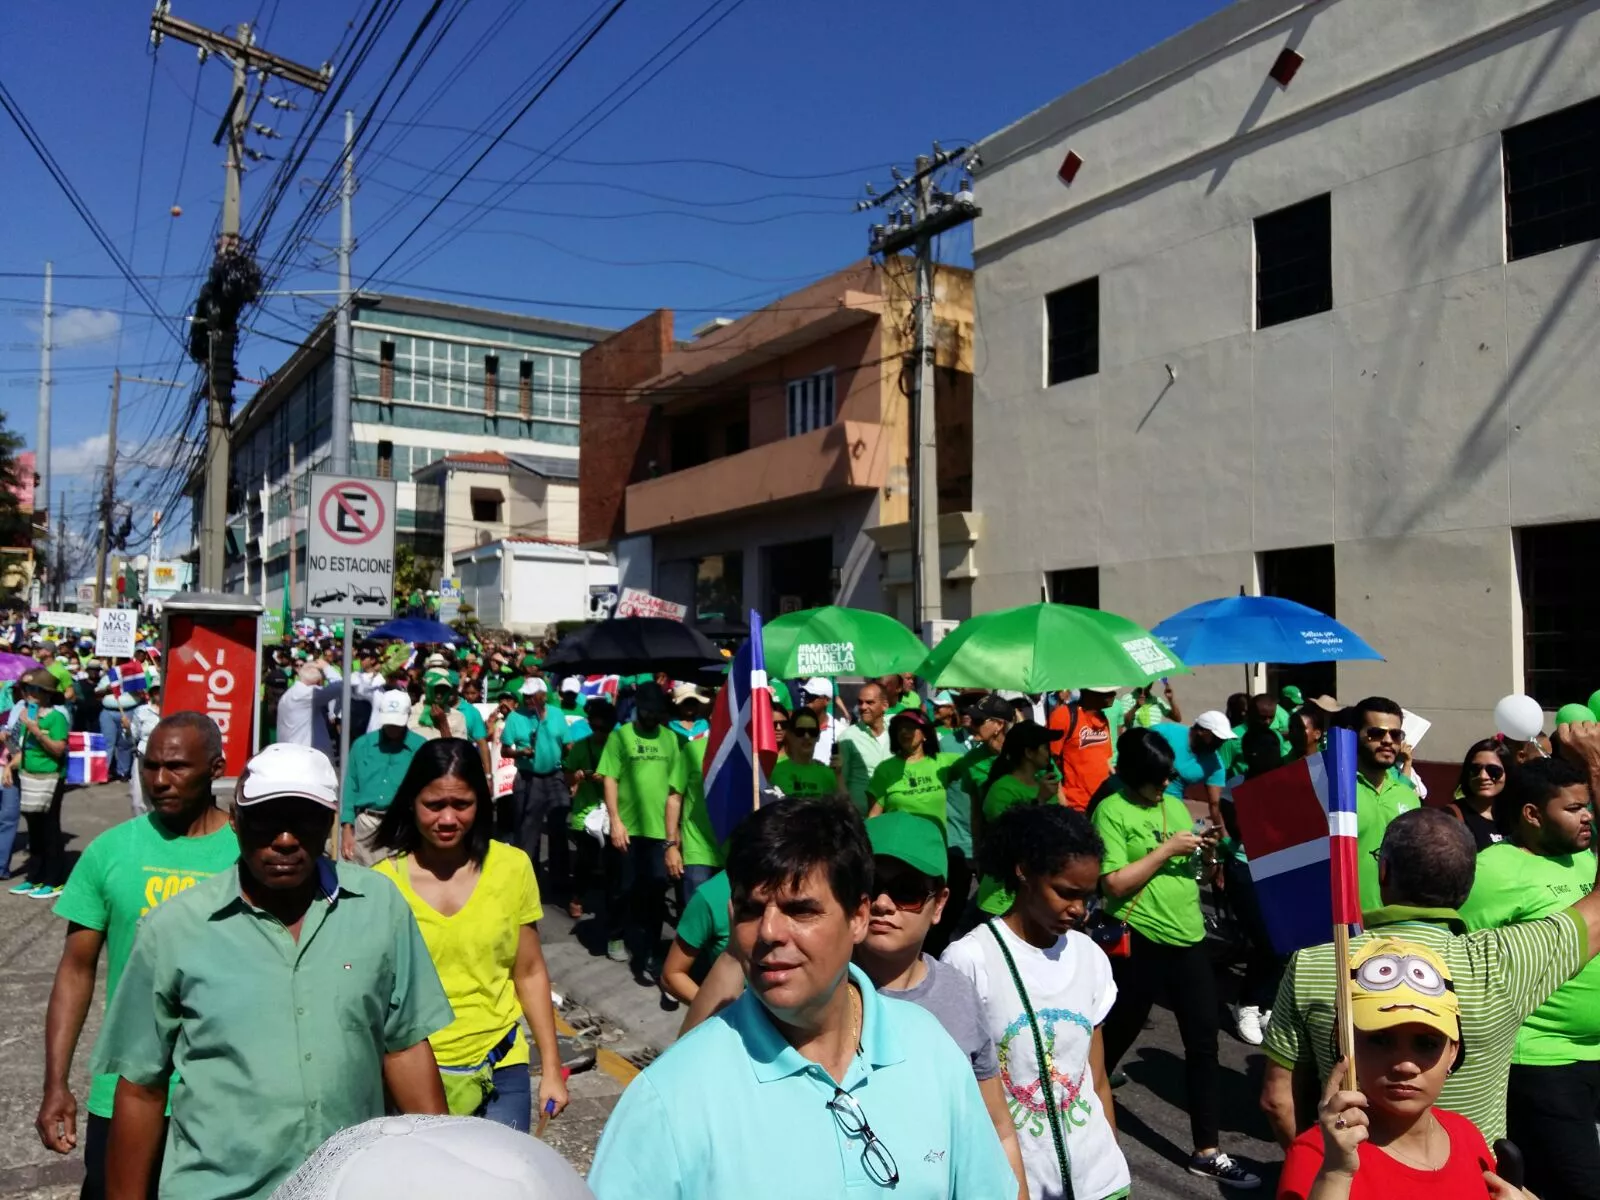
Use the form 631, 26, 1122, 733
615, 587, 687, 621
94, 608, 137, 659
36, 610, 96, 633
306, 475, 397, 621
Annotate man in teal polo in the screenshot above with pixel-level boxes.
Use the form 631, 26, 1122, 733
501, 677, 572, 891
588, 795, 1015, 1199
341, 692, 426, 865
97, 743, 452, 1199
1345, 695, 1420, 912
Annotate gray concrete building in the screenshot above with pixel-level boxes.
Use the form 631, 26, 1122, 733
971, 0, 1600, 754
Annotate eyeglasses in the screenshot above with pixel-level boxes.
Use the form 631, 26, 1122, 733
1363, 727, 1405, 744
827, 1087, 899, 1186
1468, 762, 1506, 781
873, 868, 935, 913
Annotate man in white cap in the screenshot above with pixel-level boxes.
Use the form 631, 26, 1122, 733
1148, 710, 1238, 829
96, 743, 452, 1199
800, 678, 845, 767
553, 676, 591, 740
501, 677, 573, 892
341, 692, 426, 865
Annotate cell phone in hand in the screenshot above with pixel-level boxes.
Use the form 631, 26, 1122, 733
1492, 1140, 1524, 1189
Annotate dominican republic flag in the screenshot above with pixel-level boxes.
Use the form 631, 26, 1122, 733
67, 732, 110, 786
703, 610, 779, 842
108, 663, 147, 696
1230, 726, 1361, 954
580, 675, 619, 702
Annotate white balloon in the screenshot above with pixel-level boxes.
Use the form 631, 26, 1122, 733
1493, 693, 1544, 743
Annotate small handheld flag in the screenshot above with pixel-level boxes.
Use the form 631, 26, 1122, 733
703, 610, 779, 842
1229, 726, 1361, 954
108, 663, 148, 696
66, 733, 110, 786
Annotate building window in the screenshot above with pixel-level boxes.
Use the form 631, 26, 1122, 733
483, 355, 499, 413
1255, 193, 1332, 328
519, 359, 533, 418
1504, 96, 1600, 262
470, 489, 503, 524
1049, 567, 1099, 609
377, 440, 393, 480
1045, 278, 1099, 385
379, 340, 395, 400
1261, 543, 1337, 701
1519, 520, 1600, 707
695, 551, 743, 623
786, 370, 835, 436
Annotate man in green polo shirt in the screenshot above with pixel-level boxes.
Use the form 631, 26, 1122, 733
1260, 805, 1600, 1147
35, 714, 238, 1200
97, 742, 451, 1199
1460, 756, 1600, 1199
837, 682, 891, 814
501, 677, 572, 892
1347, 694, 1419, 913
340, 692, 425, 866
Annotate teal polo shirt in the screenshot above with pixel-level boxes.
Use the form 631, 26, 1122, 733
96, 860, 453, 1200
342, 728, 427, 822
1150, 720, 1227, 798
588, 963, 1016, 1199
502, 705, 569, 775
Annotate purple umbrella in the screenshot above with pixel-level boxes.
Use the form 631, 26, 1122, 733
0, 652, 34, 682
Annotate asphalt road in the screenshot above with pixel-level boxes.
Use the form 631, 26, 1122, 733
0, 782, 1284, 1198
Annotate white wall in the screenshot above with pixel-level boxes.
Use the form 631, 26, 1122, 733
971, 0, 1600, 751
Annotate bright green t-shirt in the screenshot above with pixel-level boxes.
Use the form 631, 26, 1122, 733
56, 816, 240, 1117
46, 663, 76, 699
867, 752, 961, 838
769, 758, 838, 800
563, 732, 608, 831
974, 774, 1050, 915
675, 870, 732, 960
596, 722, 681, 842
1091, 789, 1205, 946
1357, 770, 1419, 914
668, 737, 724, 869
21, 706, 69, 775
1461, 842, 1600, 1065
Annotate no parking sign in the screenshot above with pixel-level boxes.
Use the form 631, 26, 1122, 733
306, 475, 397, 621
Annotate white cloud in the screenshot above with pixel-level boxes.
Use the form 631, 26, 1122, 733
24, 307, 122, 349
52, 434, 109, 477
52, 433, 184, 479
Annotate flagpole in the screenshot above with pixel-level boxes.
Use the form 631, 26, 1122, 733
1332, 921, 1357, 1092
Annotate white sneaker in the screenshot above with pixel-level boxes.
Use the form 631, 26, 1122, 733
1236, 1005, 1264, 1046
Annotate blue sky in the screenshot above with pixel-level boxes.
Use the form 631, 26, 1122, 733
0, 0, 1230, 547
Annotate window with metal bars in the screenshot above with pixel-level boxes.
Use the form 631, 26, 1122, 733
785, 370, 836, 436
1044, 278, 1099, 385
1255, 194, 1332, 329
1519, 520, 1600, 708
1504, 95, 1600, 262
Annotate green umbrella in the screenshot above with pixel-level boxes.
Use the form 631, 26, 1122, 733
763, 606, 928, 678
917, 603, 1190, 692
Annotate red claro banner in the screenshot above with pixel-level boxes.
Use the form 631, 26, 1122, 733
166, 614, 258, 776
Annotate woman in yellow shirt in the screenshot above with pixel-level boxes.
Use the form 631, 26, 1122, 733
372, 738, 569, 1128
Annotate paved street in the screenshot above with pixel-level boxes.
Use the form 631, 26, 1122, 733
0, 782, 1282, 1197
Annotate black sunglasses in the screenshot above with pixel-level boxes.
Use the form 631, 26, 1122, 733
873, 864, 937, 913
1363, 726, 1404, 744
1468, 762, 1506, 781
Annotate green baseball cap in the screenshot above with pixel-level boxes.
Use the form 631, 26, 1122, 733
866, 812, 947, 879
1281, 685, 1304, 707
522, 654, 542, 668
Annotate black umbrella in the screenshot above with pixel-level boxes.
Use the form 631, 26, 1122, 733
544, 618, 726, 678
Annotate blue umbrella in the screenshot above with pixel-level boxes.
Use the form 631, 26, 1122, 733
1150, 595, 1383, 665
368, 617, 467, 644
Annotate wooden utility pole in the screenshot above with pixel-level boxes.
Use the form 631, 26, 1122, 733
149, 3, 330, 591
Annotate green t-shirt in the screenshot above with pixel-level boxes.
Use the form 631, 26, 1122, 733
668, 737, 724, 869
596, 722, 680, 842
936, 730, 974, 857
974, 774, 1050, 915
1357, 770, 1419, 914
54, 815, 240, 1117
563, 733, 608, 831
21, 706, 69, 775
867, 753, 961, 837
501, 707, 569, 776
676, 870, 732, 960
46, 663, 76, 699
769, 758, 838, 800
1461, 843, 1600, 1065
1091, 789, 1205, 946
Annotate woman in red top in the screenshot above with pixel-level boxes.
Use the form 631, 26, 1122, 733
1279, 937, 1533, 1200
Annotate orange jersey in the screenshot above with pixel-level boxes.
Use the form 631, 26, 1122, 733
1051, 703, 1113, 811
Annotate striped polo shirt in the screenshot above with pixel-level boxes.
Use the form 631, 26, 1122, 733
1263, 904, 1587, 1142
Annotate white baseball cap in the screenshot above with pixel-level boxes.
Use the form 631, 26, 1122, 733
802, 678, 834, 698
519, 677, 548, 696
423, 652, 448, 669
376, 691, 412, 727
238, 743, 339, 811
672, 682, 708, 705
558, 676, 581, 695
1193, 710, 1239, 741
